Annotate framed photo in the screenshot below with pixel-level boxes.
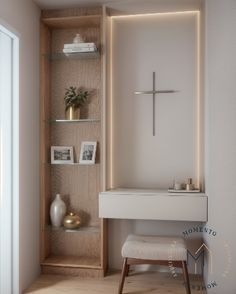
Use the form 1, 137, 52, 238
79, 141, 97, 164
51, 146, 74, 164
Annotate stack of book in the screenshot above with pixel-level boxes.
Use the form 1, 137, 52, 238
63, 42, 97, 54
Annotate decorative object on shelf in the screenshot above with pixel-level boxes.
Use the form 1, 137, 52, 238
168, 178, 200, 193
186, 178, 194, 191
63, 212, 81, 229
50, 118, 100, 123
51, 51, 100, 60
64, 86, 89, 120
63, 42, 97, 54
134, 71, 178, 136
173, 181, 183, 190
73, 33, 84, 44
51, 146, 74, 164
79, 141, 97, 165
63, 34, 97, 54
50, 194, 66, 227
65, 105, 80, 120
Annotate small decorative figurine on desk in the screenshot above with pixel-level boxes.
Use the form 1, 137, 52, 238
168, 178, 200, 193
186, 178, 194, 191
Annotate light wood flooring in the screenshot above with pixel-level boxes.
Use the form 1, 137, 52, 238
25, 271, 206, 294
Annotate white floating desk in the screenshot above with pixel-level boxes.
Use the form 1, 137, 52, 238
99, 189, 208, 222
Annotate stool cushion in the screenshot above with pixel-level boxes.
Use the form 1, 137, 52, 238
122, 235, 187, 261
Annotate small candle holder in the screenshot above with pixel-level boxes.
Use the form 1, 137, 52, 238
186, 178, 194, 191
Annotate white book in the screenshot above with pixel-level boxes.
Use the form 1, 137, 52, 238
64, 43, 96, 49
63, 47, 96, 53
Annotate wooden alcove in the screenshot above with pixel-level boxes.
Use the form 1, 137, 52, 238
40, 7, 107, 277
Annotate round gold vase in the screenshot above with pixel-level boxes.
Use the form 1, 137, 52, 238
65, 106, 80, 120
63, 212, 81, 229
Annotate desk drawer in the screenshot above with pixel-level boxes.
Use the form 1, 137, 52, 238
99, 193, 207, 222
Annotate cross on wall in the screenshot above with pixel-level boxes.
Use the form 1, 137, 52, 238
134, 72, 178, 136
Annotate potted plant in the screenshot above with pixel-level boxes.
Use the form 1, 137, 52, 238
64, 86, 89, 120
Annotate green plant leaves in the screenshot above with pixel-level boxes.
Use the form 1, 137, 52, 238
64, 86, 89, 110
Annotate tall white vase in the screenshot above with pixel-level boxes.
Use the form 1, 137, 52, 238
50, 194, 66, 227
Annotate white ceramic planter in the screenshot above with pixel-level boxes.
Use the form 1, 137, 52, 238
50, 194, 66, 227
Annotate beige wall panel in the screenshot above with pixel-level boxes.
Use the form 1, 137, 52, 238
49, 231, 101, 257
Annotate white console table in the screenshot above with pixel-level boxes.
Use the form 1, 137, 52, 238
99, 189, 208, 222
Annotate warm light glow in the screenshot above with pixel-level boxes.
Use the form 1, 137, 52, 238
111, 10, 200, 19
110, 10, 201, 189
110, 18, 114, 189
196, 11, 201, 189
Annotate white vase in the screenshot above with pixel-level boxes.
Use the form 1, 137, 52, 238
50, 194, 66, 227
73, 33, 84, 44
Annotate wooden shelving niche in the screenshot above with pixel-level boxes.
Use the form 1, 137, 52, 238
40, 7, 107, 277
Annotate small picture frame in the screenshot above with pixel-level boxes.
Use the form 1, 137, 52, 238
79, 141, 97, 165
51, 146, 74, 164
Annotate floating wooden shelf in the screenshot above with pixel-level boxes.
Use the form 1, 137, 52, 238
48, 118, 100, 123
44, 51, 100, 61
42, 15, 102, 29
46, 225, 100, 233
49, 163, 98, 166
42, 255, 101, 268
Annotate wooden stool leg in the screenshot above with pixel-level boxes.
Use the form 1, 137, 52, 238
125, 264, 130, 276
118, 258, 128, 294
182, 261, 191, 294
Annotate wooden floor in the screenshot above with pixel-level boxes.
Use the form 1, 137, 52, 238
25, 271, 206, 294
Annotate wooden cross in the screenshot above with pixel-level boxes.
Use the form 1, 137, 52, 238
135, 72, 178, 136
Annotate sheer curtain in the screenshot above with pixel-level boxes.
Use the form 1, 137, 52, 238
0, 24, 19, 294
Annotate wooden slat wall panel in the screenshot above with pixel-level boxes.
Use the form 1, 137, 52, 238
50, 164, 101, 227
50, 231, 101, 257
50, 28, 101, 118
49, 26, 101, 229
40, 9, 106, 274
47, 25, 102, 261
42, 7, 102, 19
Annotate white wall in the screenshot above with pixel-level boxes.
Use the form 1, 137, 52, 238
106, 0, 204, 273
0, 0, 40, 292
112, 13, 198, 189
204, 0, 236, 293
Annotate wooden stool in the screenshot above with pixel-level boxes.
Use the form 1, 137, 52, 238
118, 235, 191, 294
